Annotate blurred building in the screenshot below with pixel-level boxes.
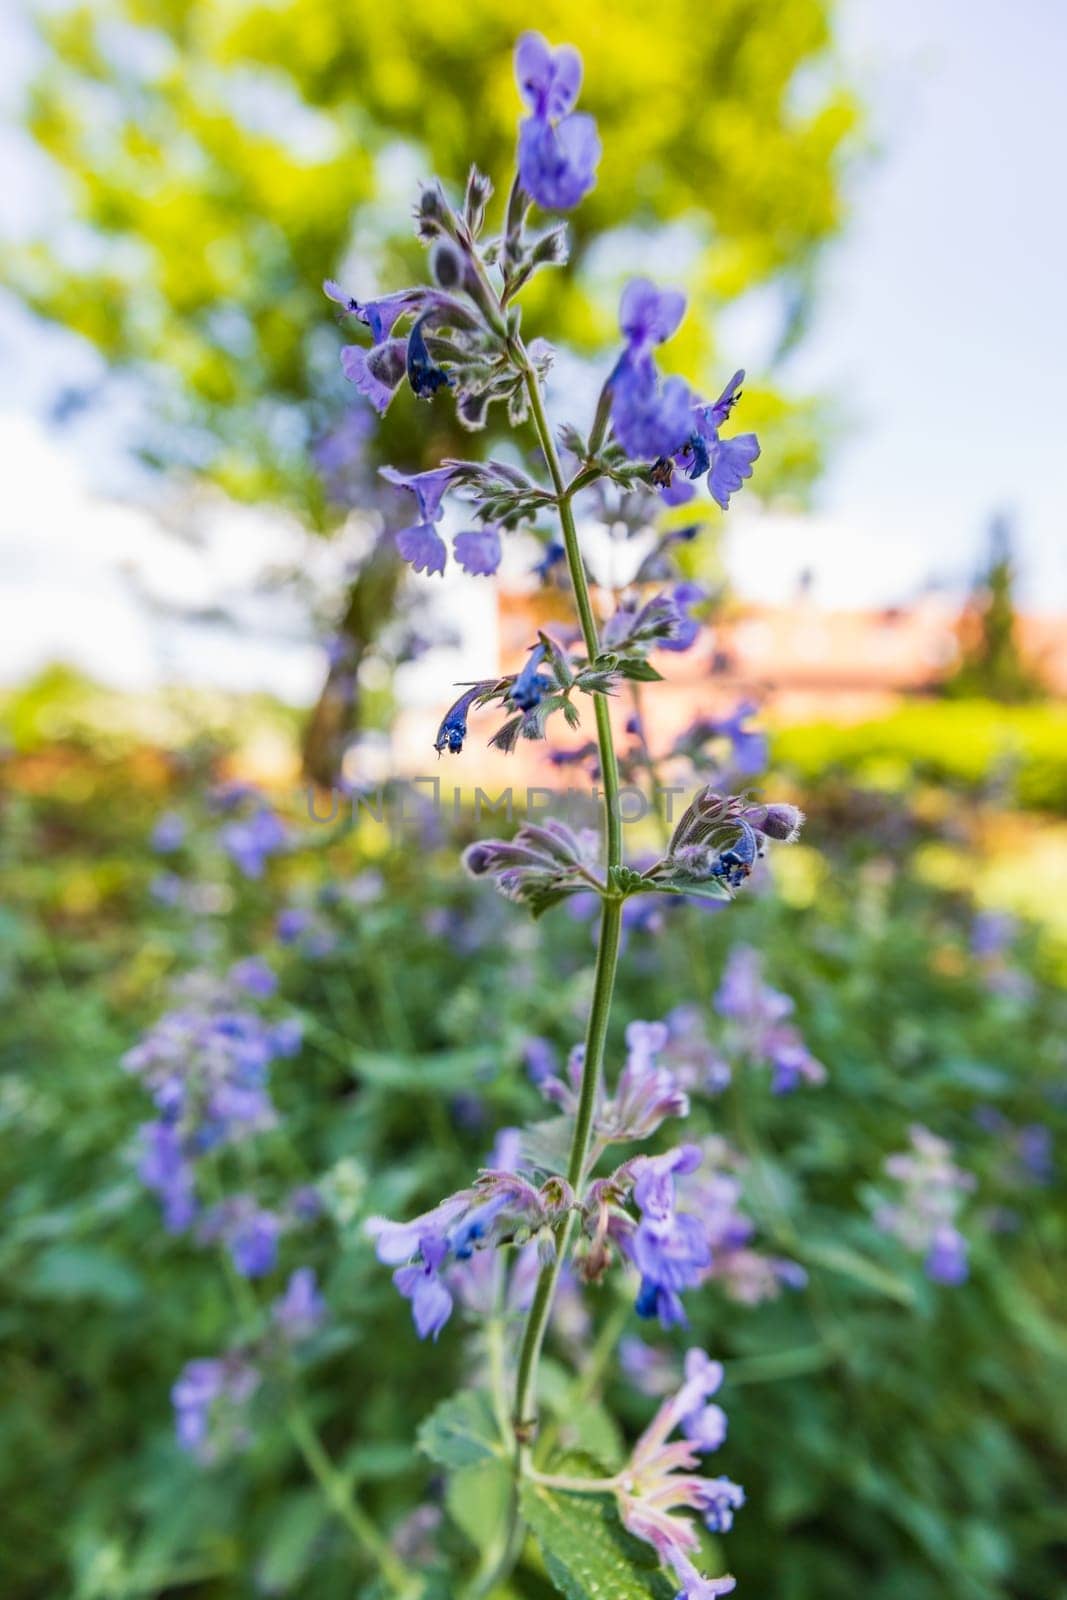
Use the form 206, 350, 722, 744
387, 589, 1067, 787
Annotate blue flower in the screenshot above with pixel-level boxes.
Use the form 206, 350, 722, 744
272, 1267, 326, 1341
532, 539, 566, 583
219, 808, 288, 879
138, 1121, 197, 1232
405, 312, 451, 400
393, 1237, 454, 1341
381, 464, 460, 577
435, 686, 483, 755
151, 812, 185, 853
324, 280, 434, 344
629, 1146, 710, 1327
453, 526, 502, 576
694, 1476, 746, 1534
610, 280, 692, 462
341, 339, 407, 414
396, 523, 447, 576
172, 1355, 259, 1463
510, 643, 551, 711
706, 434, 761, 511
658, 583, 706, 654
925, 1225, 969, 1285
228, 958, 277, 999
515, 32, 600, 211
227, 1206, 280, 1279
619, 278, 687, 355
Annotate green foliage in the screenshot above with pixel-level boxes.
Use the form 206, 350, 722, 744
772, 699, 1067, 813
521, 1469, 675, 1600
1, 712, 1064, 1598
10, 0, 861, 512
417, 1389, 505, 1469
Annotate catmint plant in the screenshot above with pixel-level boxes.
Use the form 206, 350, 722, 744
323, 32, 809, 1598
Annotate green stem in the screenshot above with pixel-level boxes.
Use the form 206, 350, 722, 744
526, 1468, 620, 1493
286, 1400, 417, 1597
508, 342, 626, 1466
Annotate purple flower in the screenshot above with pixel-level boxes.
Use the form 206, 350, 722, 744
707, 434, 760, 511
619, 279, 687, 355
877, 1125, 974, 1284
228, 1207, 280, 1278
619, 1337, 680, 1397
612, 362, 691, 462
272, 1267, 326, 1340
228, 958, 277, 999
602, 1020, 689, 1142
523, 1036, 558, 1086
515, 30, 582, 118
219, 808, 288, 879
380, 464, 456, 523
405, 312, 451, 400
381, 464, 460, 577
325, 280, 426, 344
434, 686, 484, 756
610, 280, 692, 463
658, 583, 706, 654
924, 1225, 969, 1285
630, 1146, 710, 1327
396, 523, 447, 576
515, 33, 600, 211
172, 1356, 259, 1462
138, 1121, 197, 1232
270, 1017, 303, 1058
666, 1552, 737, 1600
341, 340, 407, 414
616, 1348, 741, 1594
151, 812, 186, 853
453, 526, 502, 576
276, 908, 310, 944
510, 642, 551, 711
394, 1236, 455, 1340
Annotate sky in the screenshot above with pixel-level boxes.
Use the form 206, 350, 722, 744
0, 0, 1064, 697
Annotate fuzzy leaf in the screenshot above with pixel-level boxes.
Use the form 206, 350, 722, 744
616, 658, 664, 683
520, 1469, 674, 1600
417, 1389, 504, 1469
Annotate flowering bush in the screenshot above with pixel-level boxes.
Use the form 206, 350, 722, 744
5, 30, 1064, 1600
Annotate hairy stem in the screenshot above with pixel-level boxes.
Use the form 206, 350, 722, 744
508, 345, 625, 1466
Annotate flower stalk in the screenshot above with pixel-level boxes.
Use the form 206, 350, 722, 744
509, 334, 624, 1456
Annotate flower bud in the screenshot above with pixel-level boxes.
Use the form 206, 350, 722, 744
430, 239, 466, 290
743, 803, 805, 842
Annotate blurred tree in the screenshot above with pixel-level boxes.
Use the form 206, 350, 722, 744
8, 0, 861, 771
946, 514, 1045, 703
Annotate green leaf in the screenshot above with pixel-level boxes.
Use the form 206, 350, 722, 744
446, 1457, 512, 1548
417, 1390, 504, 1470
26, 1244, 144, 1306
802, 1240, 917, 1304
255, 1491, 329, 1590
651, 878, 734, 903
520, 1473, 675, 1600
616, 658, 664, 682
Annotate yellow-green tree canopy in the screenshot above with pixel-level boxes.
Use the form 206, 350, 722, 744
10, 0, 860, 516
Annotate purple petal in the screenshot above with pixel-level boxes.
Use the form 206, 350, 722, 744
518, 113, 600, 211
380, 464, 456, 523
453, 527, 502, 576
341, 341, 406, 415
707, 433, 760, 510
396, 522, 447, 576
620, 278, 687, 350
515, 32, 582, 118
